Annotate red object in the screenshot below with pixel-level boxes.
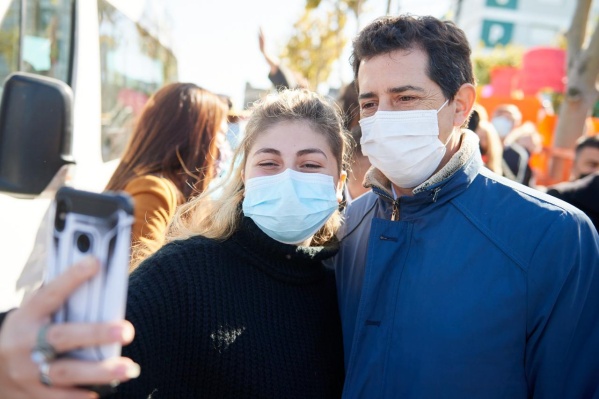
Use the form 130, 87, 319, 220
520, 47, 566, 95
489, 66, 520, 96
117, 88, 150, 117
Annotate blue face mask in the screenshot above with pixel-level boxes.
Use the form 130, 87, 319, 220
242, 168, 339, 245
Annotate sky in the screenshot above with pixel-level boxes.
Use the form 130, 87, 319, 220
168, 0, 452, 108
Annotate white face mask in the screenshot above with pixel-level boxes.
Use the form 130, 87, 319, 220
359, 100, 450, 188
491, 116, 513, 138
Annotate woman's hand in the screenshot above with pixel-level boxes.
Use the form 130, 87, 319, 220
0, 257, 139, 399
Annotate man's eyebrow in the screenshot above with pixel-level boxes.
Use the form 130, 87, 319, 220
297, 148, 328, 158
387, 85, 425, 94
358, 85, 425, 100
358, 92, 376, 100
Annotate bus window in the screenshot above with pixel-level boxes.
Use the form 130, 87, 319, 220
0, 0, 21, 92
22, 0, 73, 82
99, 0, 178, 162
0, 0, 73, 96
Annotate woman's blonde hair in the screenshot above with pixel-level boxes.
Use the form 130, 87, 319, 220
166, 89, 350, 248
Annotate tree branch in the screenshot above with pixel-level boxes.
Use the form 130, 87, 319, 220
580, 15, 599, 85
566, 0, 592, 69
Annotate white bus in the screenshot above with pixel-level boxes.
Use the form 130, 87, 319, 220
0, 0, 178, 310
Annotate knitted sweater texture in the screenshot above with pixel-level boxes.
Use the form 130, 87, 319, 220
109, 217, 344, 398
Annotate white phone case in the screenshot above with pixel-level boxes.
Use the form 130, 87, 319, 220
46, 187, 133, 361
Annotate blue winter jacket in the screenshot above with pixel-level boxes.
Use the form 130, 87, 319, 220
333, 132, 599, 398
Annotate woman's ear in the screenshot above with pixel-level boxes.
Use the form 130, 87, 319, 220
241, 169, 246, 197
336, 171, 347, 203
452, 83, 476, 127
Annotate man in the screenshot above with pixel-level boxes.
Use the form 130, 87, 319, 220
570, 135, 599, 180
333, 15, 599, 398
546, 135, 599, 231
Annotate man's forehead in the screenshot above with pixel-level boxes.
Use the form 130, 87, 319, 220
356, 49, 433, 95
579, 147, 599, 159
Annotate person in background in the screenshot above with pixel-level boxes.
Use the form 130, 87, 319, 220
570, 134, 599, 180
502, 121, 543, 187
466, 104, 503, 174
0, 89, 349, 398
336, 81, 371, 206
105, 83, 228, 267
333, 14, 599, 398
218, 94, 250, 151
491, 103, 541, 186
258, 27, 309, 91
491, 103, 522, 140
546, 135, 599, 231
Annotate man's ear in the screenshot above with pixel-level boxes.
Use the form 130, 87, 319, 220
452, 83, 476, 127
336, 171, 347, 203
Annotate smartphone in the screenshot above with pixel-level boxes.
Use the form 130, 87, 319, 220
46, 187, 134, 361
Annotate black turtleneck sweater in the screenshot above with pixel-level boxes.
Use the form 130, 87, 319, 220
109, 217, 344, 398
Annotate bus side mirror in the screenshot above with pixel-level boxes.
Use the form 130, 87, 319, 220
0, 72, 74, 198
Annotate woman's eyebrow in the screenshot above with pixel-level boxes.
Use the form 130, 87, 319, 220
254, 148, 281, 156
297, 148, 327, 159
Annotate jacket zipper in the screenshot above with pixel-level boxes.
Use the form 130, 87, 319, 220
432, 187, 441, 202
373, 187, 401, 221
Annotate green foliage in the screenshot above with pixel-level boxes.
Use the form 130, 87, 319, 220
471, 44, 524, 86
306, 0, 322, 9
281, 0, 366, 89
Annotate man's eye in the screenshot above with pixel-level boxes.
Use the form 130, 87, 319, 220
361, 102, 375, 109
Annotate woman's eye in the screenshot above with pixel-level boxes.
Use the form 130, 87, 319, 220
301, 163, 321, 169
258, 161, 278, 168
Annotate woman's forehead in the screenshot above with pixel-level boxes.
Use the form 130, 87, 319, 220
249, 120, 332, 153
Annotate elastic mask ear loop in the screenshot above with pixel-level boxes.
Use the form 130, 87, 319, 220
437, 99, 449, 113
437, 99, 453, 146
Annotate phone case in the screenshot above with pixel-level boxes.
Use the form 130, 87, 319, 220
46, 187, 134, 361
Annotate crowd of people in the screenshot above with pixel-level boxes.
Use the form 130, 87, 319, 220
0, 13, 598, 399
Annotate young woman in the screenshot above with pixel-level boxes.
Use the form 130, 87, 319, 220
105, 83, 228, 264
0, 89, 349, 398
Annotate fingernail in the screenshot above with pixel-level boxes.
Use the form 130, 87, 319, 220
115, 362, 140, 379
110, 323, 134, 342
125, 363, 141, 379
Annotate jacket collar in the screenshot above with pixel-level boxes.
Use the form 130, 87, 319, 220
363, 130, 482, 207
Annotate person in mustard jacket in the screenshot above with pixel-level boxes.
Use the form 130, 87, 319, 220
105, 83, 228, 267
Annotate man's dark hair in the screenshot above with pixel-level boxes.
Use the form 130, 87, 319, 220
575, 135, 599, 157
351, 15, 474, 100
337, 80, 360, 131
467, 109, 480, 132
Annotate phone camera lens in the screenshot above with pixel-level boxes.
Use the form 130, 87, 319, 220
55, 200, 68, 231
76, 233, 92, 253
